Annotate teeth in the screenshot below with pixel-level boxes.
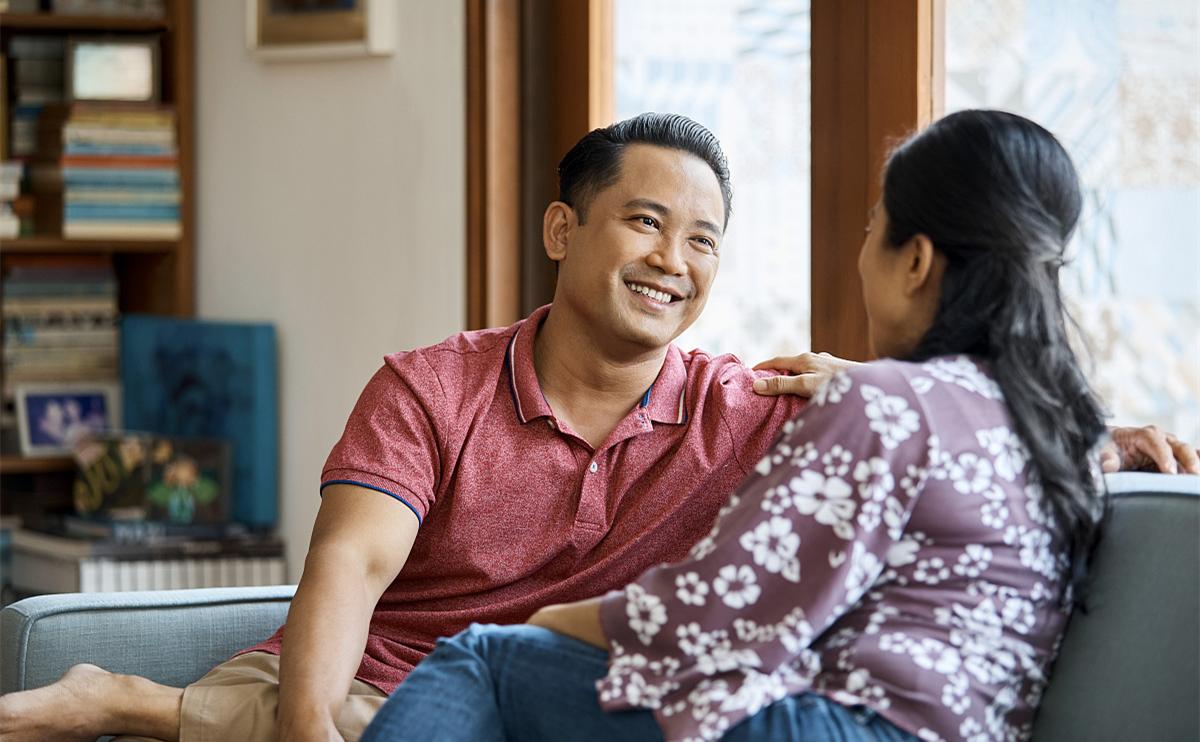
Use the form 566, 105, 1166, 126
627, 282, 674, 304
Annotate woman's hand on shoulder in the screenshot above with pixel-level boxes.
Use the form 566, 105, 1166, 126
1101, 424, 1200, 475
752, 351, 861, 397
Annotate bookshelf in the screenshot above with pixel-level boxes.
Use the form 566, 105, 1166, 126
0, 1, 194, 481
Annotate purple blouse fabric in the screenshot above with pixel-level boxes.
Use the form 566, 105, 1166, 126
597, 357, 1089, 742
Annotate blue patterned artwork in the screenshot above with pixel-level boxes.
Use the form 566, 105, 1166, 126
121, 316, 279, 529
946, 0, 1200, 442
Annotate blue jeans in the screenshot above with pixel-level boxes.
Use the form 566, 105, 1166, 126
361, 624, 920, 742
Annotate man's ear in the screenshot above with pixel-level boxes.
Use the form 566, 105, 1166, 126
543, 201, 576, 261
903, 233, 942, 297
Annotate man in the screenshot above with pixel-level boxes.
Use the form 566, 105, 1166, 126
0, 114, 1192, 742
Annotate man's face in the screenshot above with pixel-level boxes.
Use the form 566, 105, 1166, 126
551, 144, 725, 354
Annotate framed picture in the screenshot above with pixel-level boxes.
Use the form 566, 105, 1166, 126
14, 382, 122, 457
66, 36, 161, 103
246, 0, 397, 60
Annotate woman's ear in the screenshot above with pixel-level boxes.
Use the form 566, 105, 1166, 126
543, 202, 576, 261
903, 233, 942, 297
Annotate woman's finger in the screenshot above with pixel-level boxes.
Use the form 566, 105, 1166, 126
752, 374, 821, 397
1168, 436, 1200, 475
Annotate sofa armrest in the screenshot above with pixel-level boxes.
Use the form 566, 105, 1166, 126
1, 585, 295, 694
1032, 473, 1200, 741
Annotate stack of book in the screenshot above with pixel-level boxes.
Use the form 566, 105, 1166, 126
6, 36, 65, 160
2, 257, 120, 397
9, 527, 286, 595
61, 106, 181, 240
51, 0, 166, 17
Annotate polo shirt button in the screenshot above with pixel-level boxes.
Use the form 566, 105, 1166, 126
588, 461, 598, 473
548, 420, 556, 429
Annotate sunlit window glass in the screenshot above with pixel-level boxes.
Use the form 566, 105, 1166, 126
615, 0, 812, 363
946, 0, 1200, 441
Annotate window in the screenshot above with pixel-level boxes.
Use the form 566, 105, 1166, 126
946, 0, 1200, 441
615, 0, 812, 362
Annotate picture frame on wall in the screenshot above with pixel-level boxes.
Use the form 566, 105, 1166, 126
14, 382, 122, 457
246, 0, 397, 60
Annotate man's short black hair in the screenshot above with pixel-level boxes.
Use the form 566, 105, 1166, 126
556, 112, 733, 228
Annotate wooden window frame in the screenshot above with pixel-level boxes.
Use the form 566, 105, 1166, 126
465, 0, 941, 350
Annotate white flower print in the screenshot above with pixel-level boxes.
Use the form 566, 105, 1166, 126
910, 376, 935, 395
858, 500, 882, 532
926, 435, 953, 480
1001, 596, 1036, 635
739, 517, 801, 581
899, 462, 929, 498
943, 671, 972, 715
923, 356, 1002, 399
861, 384, 922, 449
814, 370, 853, 406
953, 545, 993, 579
674, 572, 709, 607
625, 583, 668, 645
975, 426, 1028, 481
949, 452, 993, 495
761, 484, 794, 515
789, 441, 820, 469
790, 471, 857, 539
844, 541, 885, 602
914, 556, 951, 585
886, 536, 921, 567
713, 564, 762, 609
980, 488, 1011, 530
821, 445, 854, 478
1003, 524, 1057, 579
854, 457, 895, 501
1023, 482, 1051, 527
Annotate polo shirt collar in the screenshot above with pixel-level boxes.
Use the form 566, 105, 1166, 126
506, 304, 689, 426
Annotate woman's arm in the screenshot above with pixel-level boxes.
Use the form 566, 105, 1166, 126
527, 596, 608, 649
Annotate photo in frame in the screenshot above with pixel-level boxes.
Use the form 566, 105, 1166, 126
66, 36, 161, 103
71, 432, 232, 526
246, 0, 397, 60
14, 381, 122, 456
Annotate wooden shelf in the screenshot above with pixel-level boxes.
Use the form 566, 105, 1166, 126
0, 236, 178, 254
0, 455, 76, 475
0, 12, 170, 32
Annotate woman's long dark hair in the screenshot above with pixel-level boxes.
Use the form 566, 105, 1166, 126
882, 110, 1107, 602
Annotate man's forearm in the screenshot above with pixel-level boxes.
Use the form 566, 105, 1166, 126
277, 544, 381, 735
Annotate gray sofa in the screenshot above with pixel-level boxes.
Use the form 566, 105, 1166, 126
2, 473, 1197, 741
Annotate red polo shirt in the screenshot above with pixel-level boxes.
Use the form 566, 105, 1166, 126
244, 305, 803, 693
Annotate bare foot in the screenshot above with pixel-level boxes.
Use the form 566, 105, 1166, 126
0, 663, 118, 741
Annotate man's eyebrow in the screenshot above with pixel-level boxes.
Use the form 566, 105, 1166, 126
623, 198, 670, 216
623, 198, 722, 236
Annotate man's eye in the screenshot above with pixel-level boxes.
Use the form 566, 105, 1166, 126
694, 237, 717, 252
638, 216, 658, 228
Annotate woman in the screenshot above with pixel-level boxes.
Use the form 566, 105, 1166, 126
360, 110, 1109, 742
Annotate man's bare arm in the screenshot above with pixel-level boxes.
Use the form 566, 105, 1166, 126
276, 483, 420, 742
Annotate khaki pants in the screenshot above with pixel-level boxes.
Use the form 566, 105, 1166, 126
115, 651, 387, 742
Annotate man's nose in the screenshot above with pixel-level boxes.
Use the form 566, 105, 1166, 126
646, 234, 687, 275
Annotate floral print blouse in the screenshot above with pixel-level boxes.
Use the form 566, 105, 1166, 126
597, 357, 1091, 742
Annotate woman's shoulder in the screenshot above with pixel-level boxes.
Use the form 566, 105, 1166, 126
836, 354, 1003, 402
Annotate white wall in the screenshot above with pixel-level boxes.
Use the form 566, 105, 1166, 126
195, 2, 466, 577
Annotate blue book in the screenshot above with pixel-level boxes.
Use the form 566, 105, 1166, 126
63, 168, 180, 188
65, 142, 178, 157
66, 203, 181, 220
121, 316, 279, 530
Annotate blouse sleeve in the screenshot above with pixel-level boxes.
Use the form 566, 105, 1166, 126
597, 362, 932, 713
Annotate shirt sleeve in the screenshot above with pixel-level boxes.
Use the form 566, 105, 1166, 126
320, 351, 447, 523
597, 361, 931, 714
